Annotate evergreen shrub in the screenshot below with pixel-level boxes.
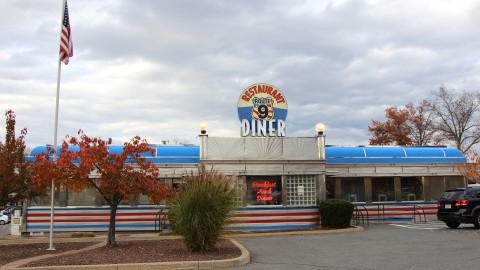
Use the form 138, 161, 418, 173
319, 199, 354, 228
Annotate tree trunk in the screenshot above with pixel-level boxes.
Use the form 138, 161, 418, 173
107, 204, 118, 247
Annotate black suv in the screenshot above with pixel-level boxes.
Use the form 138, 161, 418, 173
437, 187, 480, 229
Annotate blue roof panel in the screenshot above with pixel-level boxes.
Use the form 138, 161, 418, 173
156, 146, 199, 157
29, 145, 465, 165
326, 146, 466, 164
364, 147, 405, 158
404, 147, 444, 157
442, 148, 465, 158
28, 145, 200, 164
325, 147, 365, 158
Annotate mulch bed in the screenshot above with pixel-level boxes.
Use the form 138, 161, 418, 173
8, 239, 241, 267
0, 242, 98, 266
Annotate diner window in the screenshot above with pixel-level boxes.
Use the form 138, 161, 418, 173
28, 185, 63, 206
246, 176, 282, 206
286, 175, 316, 206
445, 176, 464, 190
137, 179, 169, 205
424, 176, 445, 201
401, 177, 424, 201
233, 177, 246, 206
372, 177, 395, 202
326, 177, 335, 199
137, 194, 155, 205
341, 178, 365, 202
67, 187, 97, 206
172, 178, 185, 191
118, 196, 132, 205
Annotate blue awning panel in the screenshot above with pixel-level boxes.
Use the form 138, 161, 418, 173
325, 147, 365, 158
326, 146, 466, 164
28, 145, 200, 164
364, 147, 406, 157
28, 145, 465, 165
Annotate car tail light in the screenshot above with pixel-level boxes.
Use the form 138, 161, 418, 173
437, 201, 441, 208
456, 199, 469, 207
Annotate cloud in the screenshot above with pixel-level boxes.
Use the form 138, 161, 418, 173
2, 0, 480, 150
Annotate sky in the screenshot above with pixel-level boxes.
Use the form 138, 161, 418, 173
2, 0, 480, 150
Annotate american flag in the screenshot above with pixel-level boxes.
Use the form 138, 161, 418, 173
59, 0, 73, 65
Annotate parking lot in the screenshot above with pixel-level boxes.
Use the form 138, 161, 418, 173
235, 223, 480, 270
0, 223, 10, 236
0, 222, 479, 269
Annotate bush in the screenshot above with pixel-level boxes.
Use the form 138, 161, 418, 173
319, 199, 354, 228
166, 204, 177, 233
169, 164, 237, 252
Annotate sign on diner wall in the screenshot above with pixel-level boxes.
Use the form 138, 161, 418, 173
237, 83, 288, 137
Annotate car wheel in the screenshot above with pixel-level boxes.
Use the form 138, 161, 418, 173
445, 221, 460, 229
474, 211, 480, 229
0, 220, 4, 225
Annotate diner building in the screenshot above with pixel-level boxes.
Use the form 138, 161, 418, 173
22, 132, 466, 233
20, 83, 467, 233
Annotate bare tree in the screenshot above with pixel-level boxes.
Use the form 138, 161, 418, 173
406, 100, 440, 146
429, 86, 480, 154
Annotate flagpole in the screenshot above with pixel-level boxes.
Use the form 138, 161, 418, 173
48, 0, 67, 251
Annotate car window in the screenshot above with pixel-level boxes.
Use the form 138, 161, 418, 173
440, 190, 464, 200
464, 189, 480, 198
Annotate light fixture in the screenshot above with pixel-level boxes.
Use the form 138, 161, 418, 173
315, 123, 325, 135
199, 122, 208, 134
297, 185, 305, 196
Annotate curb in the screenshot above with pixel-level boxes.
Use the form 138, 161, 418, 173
229, 226, 364, 238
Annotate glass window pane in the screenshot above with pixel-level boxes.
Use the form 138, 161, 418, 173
246, 176, 282, 206
401, 177, 424, 201
29, 187, 61, 206
341, 178, 365, 202
67, 187, 98, 206
372, 177, 395, 202
138, 194, 156, 205
137, 179, 169, 205
286, 175, 316, 206
424, 176, 445, 201
445, 176, 464, 189
326, 177, 335, 199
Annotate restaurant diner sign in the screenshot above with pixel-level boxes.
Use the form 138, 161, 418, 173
237, 83, 288, 137
252, 180, 276, 202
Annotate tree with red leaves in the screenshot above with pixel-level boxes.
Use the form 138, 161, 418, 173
370, 87, 480, 153
369, 106, 413, 145
368, 100, 438, 146
33, 131, 171, 247
458, 152, 480, 184
0, 110, 42, 207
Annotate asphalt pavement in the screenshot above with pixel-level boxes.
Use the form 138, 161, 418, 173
1, 222, 480, 269
234, 223, 480, 270
0, 224, 9, 236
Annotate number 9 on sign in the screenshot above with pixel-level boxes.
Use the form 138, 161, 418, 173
258, 105, 268, 119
